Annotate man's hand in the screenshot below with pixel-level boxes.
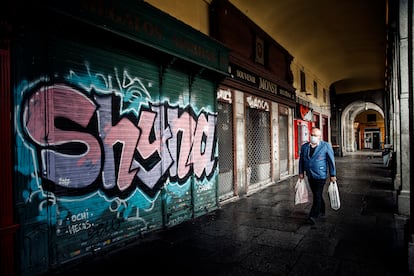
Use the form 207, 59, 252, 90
330, 176, 337, 182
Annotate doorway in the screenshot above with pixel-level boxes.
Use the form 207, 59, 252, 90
364, 130, 380, 149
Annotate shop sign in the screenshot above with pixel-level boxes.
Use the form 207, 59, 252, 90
48, 0, 229, 74
229, 63, 295, 101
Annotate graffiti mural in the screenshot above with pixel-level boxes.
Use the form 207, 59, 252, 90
15, 62, 218, 265
21, 83, 217, 196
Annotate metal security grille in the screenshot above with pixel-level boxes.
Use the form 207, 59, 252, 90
217, 101, 234, 201
246, 107, 271, 185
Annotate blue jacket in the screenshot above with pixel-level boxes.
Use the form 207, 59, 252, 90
299, 141, 336, 180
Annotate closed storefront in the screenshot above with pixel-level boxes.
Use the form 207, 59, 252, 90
246, 95, 272, 186
216, 62, 295, 197
211, 0, 296, 199
217, 88, 235, 201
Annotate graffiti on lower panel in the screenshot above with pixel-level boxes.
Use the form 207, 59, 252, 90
63, 209, 93, 235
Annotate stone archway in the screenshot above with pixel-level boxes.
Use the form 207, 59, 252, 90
340, 100, 384, 154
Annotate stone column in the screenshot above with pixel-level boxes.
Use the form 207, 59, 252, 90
397, 0, 410, 217
234, 90, 247, 196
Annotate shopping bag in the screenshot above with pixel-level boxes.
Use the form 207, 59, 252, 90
295, 178, 310, 205
328, 181, 341, 210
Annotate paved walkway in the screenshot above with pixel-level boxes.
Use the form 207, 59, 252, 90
49, 152, 410, 275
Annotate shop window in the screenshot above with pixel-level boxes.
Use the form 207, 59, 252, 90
313, 81, 318, 98
300, 70, 306, 92
255, 36, 265, 65
367, 114, 376, 122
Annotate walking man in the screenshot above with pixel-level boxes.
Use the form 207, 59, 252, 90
299, 127, 337, 225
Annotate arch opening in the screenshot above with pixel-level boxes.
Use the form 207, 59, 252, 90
340, 101, 385, 153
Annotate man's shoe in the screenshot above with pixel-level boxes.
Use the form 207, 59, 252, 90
307, 217, 316, 225
319, 213, 326, 218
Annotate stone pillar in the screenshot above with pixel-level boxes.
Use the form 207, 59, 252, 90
347, 114, 354, 152
234, 90, 247, 196
393, 39, 402, 192
408, 0, 414, 272
397, 0, 411, 217
272, 102, 280, 178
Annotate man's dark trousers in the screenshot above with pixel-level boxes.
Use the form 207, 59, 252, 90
308, 178, 326, 218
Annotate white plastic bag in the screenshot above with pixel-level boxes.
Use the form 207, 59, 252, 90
295, 178, 310, 205
328, 181, 341, 210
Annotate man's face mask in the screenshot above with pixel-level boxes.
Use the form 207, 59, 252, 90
310, 135, 319, 144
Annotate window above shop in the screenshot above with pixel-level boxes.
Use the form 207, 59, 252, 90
300, 70, 306, 92
367, 114, 376, 122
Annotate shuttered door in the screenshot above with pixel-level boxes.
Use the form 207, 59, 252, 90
190, 76, 218, 217
1, 40, 18, 276
246, 104, 271, 188
14, 32, 57, 275
160, 66, 194, 227
14, 23, 224, 275
217, 100, 235, 201
15, 35, 165, 268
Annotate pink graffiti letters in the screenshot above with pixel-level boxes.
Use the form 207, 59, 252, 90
22, 83, 218, 197
23, 84, 102, 188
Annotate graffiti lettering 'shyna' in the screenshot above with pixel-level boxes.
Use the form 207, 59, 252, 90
21, 83, 217, 197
